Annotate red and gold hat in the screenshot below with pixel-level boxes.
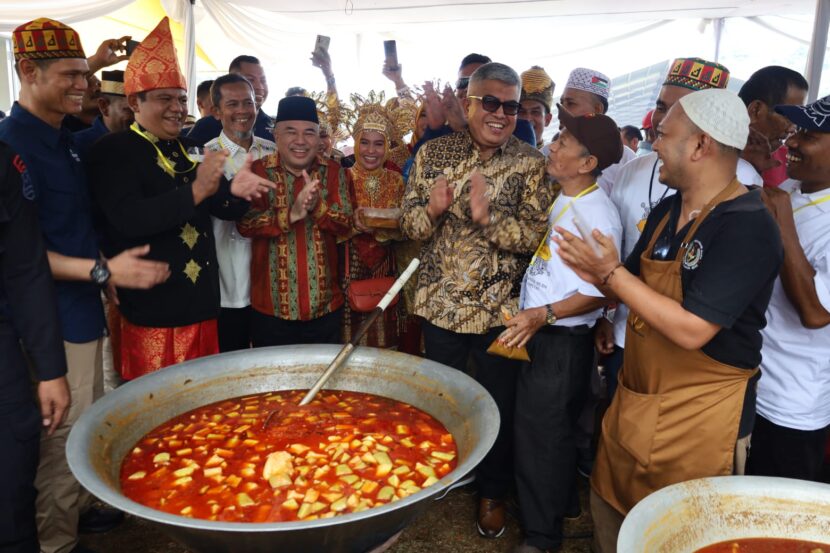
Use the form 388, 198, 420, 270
124, 17, 187, 96
664, 58, 730, 91
12, 18, 85, 61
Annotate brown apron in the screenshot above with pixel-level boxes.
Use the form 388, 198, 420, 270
591, 178, 758, 515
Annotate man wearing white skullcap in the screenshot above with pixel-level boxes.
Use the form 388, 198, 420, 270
559, 67, 635, 194
556, 87, 783, 553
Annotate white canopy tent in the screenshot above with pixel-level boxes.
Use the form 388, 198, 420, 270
0, 0, 828, 119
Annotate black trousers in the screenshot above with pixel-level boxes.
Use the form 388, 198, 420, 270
747, 414, 830, 482
603, 345, 624, 400
0, 403, 40, 553
422, 321, 518, 500
514, 326, 595, 550
218, 306, 253, 353
250, 308, 343, 347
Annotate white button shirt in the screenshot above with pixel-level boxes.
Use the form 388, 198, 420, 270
205, 131, 276, 308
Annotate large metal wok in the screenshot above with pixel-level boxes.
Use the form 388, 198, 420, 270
67, 345, 500, 553
618, 476, 830, 552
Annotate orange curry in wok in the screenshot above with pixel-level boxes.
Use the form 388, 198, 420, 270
696, 539, 829, 552
120, 390, 457, 522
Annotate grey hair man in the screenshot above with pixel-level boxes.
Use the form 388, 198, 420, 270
402, 61, 554, 540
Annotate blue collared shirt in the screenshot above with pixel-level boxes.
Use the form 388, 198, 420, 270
0, 103, 105, 343
73, 115, 109, 160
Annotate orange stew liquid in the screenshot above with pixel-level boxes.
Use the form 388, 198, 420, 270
696, 539, 830, 552
120, 390, 457, 523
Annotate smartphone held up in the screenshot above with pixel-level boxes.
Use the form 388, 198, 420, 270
383, 40, 398, 70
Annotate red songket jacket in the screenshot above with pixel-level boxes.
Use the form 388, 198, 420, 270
238, 154, 353, 320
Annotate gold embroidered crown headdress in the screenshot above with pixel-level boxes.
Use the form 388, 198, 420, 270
306, 90, 349, 143
348, 91, 413, 169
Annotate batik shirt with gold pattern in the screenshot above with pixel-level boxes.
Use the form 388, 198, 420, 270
88, 125, 249, 328
238, 154, 353, 321
402, 130, 552, 334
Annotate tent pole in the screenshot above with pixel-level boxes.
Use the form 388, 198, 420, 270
186, 0, 197, 114
0, 37, 15, 113
713, 18, 725, 62
806, 0, 830, 102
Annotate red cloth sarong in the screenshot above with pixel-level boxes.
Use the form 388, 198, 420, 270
117, 317, 219, 380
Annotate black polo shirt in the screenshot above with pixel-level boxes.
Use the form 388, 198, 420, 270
624, 188, 782, 436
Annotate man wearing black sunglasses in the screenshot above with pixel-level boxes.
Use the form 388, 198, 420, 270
416, 54, 537, 156
456, 53, 491, 100
419, 53, 492, 143
402, 61, 552, 541
556, 88, 782, 553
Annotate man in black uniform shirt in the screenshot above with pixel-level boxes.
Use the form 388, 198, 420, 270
557, 88, 782, 553
0, 141, 70, 553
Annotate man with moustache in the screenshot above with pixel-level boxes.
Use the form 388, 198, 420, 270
749, 95, 830, 482
88, 19, 273, 381
557, 89, 782, 552
204, 73, 276, 352
402, 62, 552, 538
599, 57, 730, 400
0, 17, 172, 553
237, 95, 353, 346
187, 55, 274, 146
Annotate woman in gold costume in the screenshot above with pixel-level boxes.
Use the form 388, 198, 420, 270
342, 104, 406, 348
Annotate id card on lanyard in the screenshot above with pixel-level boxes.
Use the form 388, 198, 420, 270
532, 183, 598, 262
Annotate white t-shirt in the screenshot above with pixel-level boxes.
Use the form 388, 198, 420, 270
520, 185, 622, 328
205, 132, 276, 308
736, 157, 763, 186
597, 145, 636, 196
608, 151, 675, 347
756, 182, 830, 431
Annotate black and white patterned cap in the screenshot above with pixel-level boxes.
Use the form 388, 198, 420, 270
564, 67, 611, 99
775, 95, 830, 132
